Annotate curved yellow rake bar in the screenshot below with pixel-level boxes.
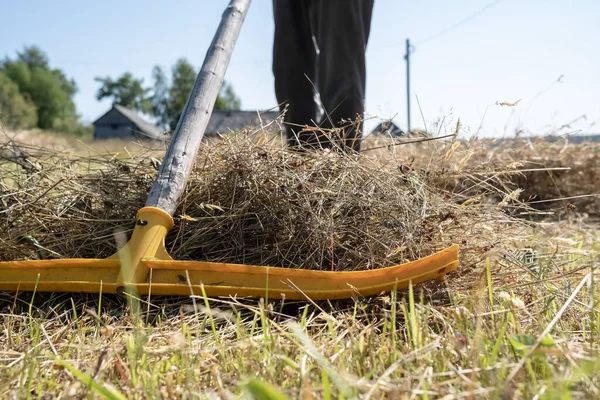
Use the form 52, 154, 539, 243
0, 1, 460, 300
0, 207, 459, 300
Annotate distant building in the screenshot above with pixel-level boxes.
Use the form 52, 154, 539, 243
370, 121, 404, 137
93, 105, 281, 140
206, 110, 281, 136
93, 104, 165, 140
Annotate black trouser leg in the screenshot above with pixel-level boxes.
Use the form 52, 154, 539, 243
273, 0, 373, 151
315, 0, 373, 152
272, 0, 319, 148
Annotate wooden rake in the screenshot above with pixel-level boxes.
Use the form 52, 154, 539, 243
0, 0, 459, 300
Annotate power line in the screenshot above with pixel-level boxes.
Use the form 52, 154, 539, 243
415, 0, 506, 45
401, 0, 506, 130
368, 0, 507, 53
404, 39, 414, 133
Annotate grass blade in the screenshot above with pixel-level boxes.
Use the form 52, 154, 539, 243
287, 322, 355, 399
57, 359, 128, 400
244, 378, 289, 400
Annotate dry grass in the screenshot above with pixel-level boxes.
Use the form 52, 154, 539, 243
1, 128, 599, 399
1, 128, 170, 155
365, 134, 600, 217
1, 131, 516, 271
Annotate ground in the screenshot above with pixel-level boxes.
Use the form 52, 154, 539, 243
1, 128, 599, 399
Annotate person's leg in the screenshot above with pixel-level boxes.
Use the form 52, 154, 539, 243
315, 0, 374, 152
272, 0, 319, 148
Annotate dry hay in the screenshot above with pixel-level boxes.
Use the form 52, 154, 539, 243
2, 130, 599, 398
364, 133, 600, 218
0, 133, 522, 279
487, 137, 600, 215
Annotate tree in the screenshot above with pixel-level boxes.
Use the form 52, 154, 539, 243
0, 71, 37, 130
1, 62, 31, 94
52, 68, 77, 99
164, 58, 197, 129
97, 58, 243, 131
95, 72, 151, 113
16, 46, 49, 69
3, 62, 78, 130
150, 65, 169, 127
7, 46, 77, 100
150, 58, 242, 130
215, 82, 241, 111
1, 45, 84, 134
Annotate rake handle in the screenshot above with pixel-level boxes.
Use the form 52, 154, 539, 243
146, 0, 251, 215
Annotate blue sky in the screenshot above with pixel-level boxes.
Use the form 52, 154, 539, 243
1, 0, 598, 137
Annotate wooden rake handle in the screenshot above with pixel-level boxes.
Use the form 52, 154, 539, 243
146, 0, 252, 215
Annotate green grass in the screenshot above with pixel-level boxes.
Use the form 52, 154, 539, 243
2, 131, 600, 398
1, 221, 599, 399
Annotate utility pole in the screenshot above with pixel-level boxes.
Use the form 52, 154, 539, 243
404, 38, 414, 134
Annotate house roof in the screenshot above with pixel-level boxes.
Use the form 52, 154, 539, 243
206, 110, 281, 135
93, 106, 282, 139
93, 104, 164, 139
371, 121, 404, 137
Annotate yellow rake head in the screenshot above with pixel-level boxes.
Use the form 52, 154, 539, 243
0, 207, 459, 300
0, 0, 459, 300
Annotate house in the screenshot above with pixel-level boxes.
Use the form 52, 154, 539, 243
93, 104, 165, 140
93, 105, 282, 140
205, 110, 281, 136
370, 121, 404, 137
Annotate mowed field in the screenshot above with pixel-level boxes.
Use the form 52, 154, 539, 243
1, 128, 600, 399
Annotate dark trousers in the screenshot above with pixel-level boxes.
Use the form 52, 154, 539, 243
273, 0, 374, 152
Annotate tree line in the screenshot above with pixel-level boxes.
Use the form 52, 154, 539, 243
0, 46, 86, 135
95, 59, 240, 131
0, 45, 241, 136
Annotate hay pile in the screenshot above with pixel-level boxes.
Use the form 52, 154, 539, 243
442, 137, 600, 216
364, 135, 600, 217
489, 137, 600, 215
0, 134, 516, 271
